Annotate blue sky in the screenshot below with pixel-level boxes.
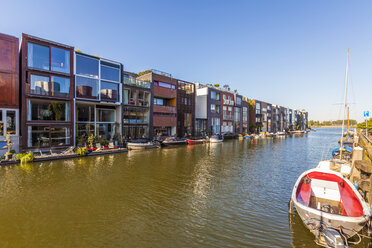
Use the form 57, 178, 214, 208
1, 0, 372, 122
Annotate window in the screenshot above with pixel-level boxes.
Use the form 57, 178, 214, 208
76, 104, 94, 122
28, 100, 70, 121
76, 55, 99, 78
51, 127, 70, 146
100, 81, 119, 101
97, 109, 115, 122
51, 47, 70, 73
123, 89, 129, 105
101, 64, 120, 82
28, 126, 50, 147
154, 81, 175, 89
211, 91, 219, 100
27, 126, 70, 147
6, 111, 16, 135
76, 76, 99, 99
97, 123, 114, 140
28, 42, 49, 70
236, 97, 242, 106
51, 76, 70, 97
30, 75, 49, 95
211, 104, 216, 113
154, 98, 164, 105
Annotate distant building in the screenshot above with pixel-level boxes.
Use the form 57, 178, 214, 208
242, 97, 250, 134
234, 93, 243, 134
122, 71, 153, 140
20, 34, 74, 151
177, 79, 195, 137
195, 84, 221, 136
0, 33, 19, 155
221, 90, 234, 134
137, 70, 177, 137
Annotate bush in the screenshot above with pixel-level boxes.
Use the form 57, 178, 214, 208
15, 152, 34, 163
75, 147, 88, 156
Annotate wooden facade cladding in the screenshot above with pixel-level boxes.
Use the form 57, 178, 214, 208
20, 34, 74, 151
0, 33, 19, 108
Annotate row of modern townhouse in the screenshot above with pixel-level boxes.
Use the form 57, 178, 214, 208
0, 33, 308, 155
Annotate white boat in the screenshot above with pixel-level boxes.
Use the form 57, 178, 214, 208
127, 141, 159, 150
290, 167, 370, 241
276, 131, 286, 136
209, 135, 223, 143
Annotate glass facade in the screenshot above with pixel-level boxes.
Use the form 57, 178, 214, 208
76, 76, 99, 100
76, 55, 99, 78
27, 126, 70, 147
30, 74, 49, 95
51, 47, 70, 73
101, 65, 120, 82
28, 43, 49, 70
100, 81, 119, 101
27, 100, 70, 121
51, 76, 70, 97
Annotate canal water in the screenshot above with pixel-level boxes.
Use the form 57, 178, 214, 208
0, 128, 370, 247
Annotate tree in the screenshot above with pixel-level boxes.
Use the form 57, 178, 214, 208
357, 118, 372, 131
137, 70, 152, 77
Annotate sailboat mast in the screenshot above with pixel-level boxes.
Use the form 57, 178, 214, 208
340, 48, 349, 158
347, 106, 350, 132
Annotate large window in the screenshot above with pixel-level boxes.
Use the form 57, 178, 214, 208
76, 55, 99, 78
28, 43, 49, 70
154, 98, 164, 106
97, 109, 115, 122
51, 127, 70, 146
100, 81, 119, 101
28, 126, 50, 147
76, 104, 94, 122
30, 74, 70, 97
51, 76, 70, 97
28, 100, 70, 121
27, 126, 70, 147
51, 47, 70, 73
30, 75, 49, 95
6, 111, 16, 135
211, 91, 220, 100
76, 76, 99, 99
101, 64, 120, 82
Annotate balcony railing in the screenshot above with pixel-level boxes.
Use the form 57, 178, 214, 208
153, 105, 176, 114
154, 87, 176, 98
124, 77, 151, 89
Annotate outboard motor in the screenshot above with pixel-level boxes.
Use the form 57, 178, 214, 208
319, 228, 345, 248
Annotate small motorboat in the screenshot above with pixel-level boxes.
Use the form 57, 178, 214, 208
187, 138, 207, 145
127, 141, 159, 150
290, 167, 370, 245
210, 135, 224, 143
266, 132, 276, 138
276, 131, 286, 136
237, 134, 244, 140
161, 137, 187, 146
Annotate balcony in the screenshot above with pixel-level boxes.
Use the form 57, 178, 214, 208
153, 105, 176, 114
153, 115, 177, 127
123, 76, 151, 89
154, 87, 176, 98
223, 99, 234, 106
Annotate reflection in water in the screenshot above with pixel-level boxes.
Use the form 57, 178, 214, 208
0, 129, 371, 247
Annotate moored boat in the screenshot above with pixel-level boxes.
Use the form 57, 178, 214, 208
127, 141, 159, 150
187, 138, 207, 145
210, 135, 224, 143
290, 167, 370, 243
161, 137, 187, 146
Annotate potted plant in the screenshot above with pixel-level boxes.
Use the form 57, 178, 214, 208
4, 133, 13, 160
